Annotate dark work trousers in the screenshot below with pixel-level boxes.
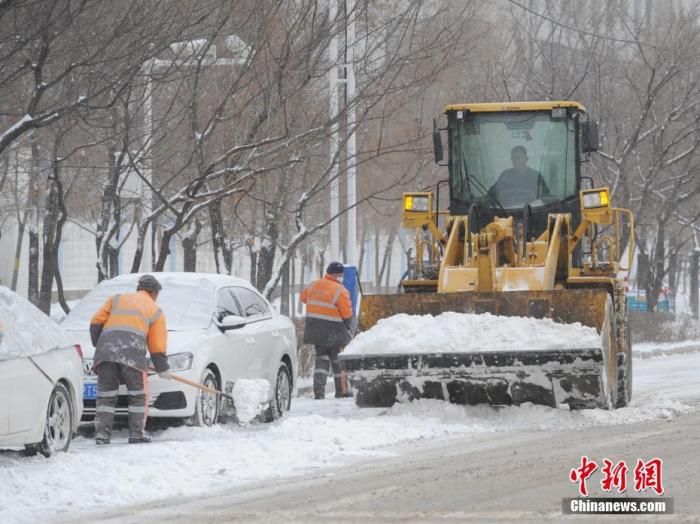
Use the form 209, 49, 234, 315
314, 345, 342, 399
95, 361, 148, 440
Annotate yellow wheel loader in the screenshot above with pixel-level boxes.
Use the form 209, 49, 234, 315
339, 101, 634, 410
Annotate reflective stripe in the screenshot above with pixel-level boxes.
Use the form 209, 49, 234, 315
314, 369, 328, 375
307, 312, 344, 322
317, 355, 331, 361
103, 325, 147, 339
150, 309, 162, 323
111, 308, 151, 326
128, 390, 145, 396
98, 390, 119, 398
331, 286, 344, 306
112, 294, 121, 309
306, 299, 336, 309
128, 406, 146, 413
96, 405, 116, 413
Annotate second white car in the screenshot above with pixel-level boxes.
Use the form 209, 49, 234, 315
61, 272, 298, 426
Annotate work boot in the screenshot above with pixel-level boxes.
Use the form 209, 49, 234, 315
95, 437, 110, 446
128, 436, 152, 444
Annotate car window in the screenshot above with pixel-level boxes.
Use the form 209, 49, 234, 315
216, 288, 241, 321
232, 287, 270, 318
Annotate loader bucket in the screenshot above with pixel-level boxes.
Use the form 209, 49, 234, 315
339, 290, 617, 409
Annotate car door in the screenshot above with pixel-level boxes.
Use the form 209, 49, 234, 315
215, 287, 257, 383
7, 356, 49, 434
231, 287, 276, 380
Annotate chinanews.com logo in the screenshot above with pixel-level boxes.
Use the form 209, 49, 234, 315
563, 456, 673, 515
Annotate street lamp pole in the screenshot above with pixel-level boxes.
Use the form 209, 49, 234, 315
328, 0, 341, 263
345, 0, 357, 266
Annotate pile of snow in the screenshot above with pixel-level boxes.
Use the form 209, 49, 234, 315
0, 286, 75, 360
344, 312, 601, 355
634, 339, 700, 359
233, 379, 271, 424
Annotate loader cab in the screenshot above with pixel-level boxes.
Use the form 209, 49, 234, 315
439, 102, 595, 236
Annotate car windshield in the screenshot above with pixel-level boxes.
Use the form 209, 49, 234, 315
449, 111, 577, 209
0, 286, 74, 360
62, 277, 216, 331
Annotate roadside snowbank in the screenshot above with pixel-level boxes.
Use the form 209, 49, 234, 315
634, 339, 700, 358
344, 312, 601, 355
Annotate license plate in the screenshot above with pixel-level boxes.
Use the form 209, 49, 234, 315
84, 383, 99, 400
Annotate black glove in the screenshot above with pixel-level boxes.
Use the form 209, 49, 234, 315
150, 353, 169, 373
89, 324, 103, 346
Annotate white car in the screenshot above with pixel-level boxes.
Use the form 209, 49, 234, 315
61, 272, 298, 426
0, 287, 83, 456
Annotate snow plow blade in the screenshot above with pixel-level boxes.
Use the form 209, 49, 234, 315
339, 290, 616, 409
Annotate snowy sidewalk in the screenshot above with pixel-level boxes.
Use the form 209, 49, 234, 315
2, 352, 699, 524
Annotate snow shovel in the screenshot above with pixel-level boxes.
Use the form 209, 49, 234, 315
140, 366, 235, 402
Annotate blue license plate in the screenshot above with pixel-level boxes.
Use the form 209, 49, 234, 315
84, 383, 99, 400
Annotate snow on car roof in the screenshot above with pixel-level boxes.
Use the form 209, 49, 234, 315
0, 286, 75, 360
106, 272, 257, 290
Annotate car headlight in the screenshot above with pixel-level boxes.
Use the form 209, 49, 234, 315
582, 190, 609, 208
404, 194, 430, 212
147, 352, 194, 372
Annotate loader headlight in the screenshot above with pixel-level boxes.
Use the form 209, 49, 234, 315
404, 194, 430, 212
148, 352, 194, 372
582, 190, 609, 209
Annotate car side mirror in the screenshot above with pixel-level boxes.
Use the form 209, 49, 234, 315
581, 121, 599, 153
217, 314, 247, 332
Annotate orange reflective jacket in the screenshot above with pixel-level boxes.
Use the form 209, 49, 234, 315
91, 291, 167, 356
300, 275, 353, 322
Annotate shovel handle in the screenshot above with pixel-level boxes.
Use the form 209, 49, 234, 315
169, 374, 223, 397
142, 366, 232, 401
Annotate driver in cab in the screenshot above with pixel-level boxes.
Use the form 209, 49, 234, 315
488, 145, 550, 206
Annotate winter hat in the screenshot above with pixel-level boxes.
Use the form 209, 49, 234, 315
137, 274, 162, 292
326, 262, 345, 275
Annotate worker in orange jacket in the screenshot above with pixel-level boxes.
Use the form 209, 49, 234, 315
300, 262, 354, 399
89, 275, 169, 444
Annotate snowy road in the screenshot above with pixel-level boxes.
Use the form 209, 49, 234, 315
2, 348, 699, 524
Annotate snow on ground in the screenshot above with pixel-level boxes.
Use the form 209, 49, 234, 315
1, 351, 698, 524
344, 312, 601, 355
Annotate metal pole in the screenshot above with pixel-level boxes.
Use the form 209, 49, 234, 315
328, 0, 340, 263
345, 0, 357, 265
142, 63, 154, 272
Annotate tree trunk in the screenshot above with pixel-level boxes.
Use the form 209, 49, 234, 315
280, 258, 290, 316
645, 224, 665, 313
27, 143, 41, 305
209, 201, 232, 274
11, 210, 27, 291
297, 247, 307, 315
182, 219, 201, 272
289, 250, 296, 318
691, 251, 699, 319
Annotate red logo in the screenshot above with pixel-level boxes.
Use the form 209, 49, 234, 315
570, 457, 664, 496
634, 458, 664, 495
601, 459, 628, 493
569, 456, 598, 496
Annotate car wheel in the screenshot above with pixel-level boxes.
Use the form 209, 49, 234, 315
266, 362, 292, 422
190, 368, 220, 427
26, 383, 73, 457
